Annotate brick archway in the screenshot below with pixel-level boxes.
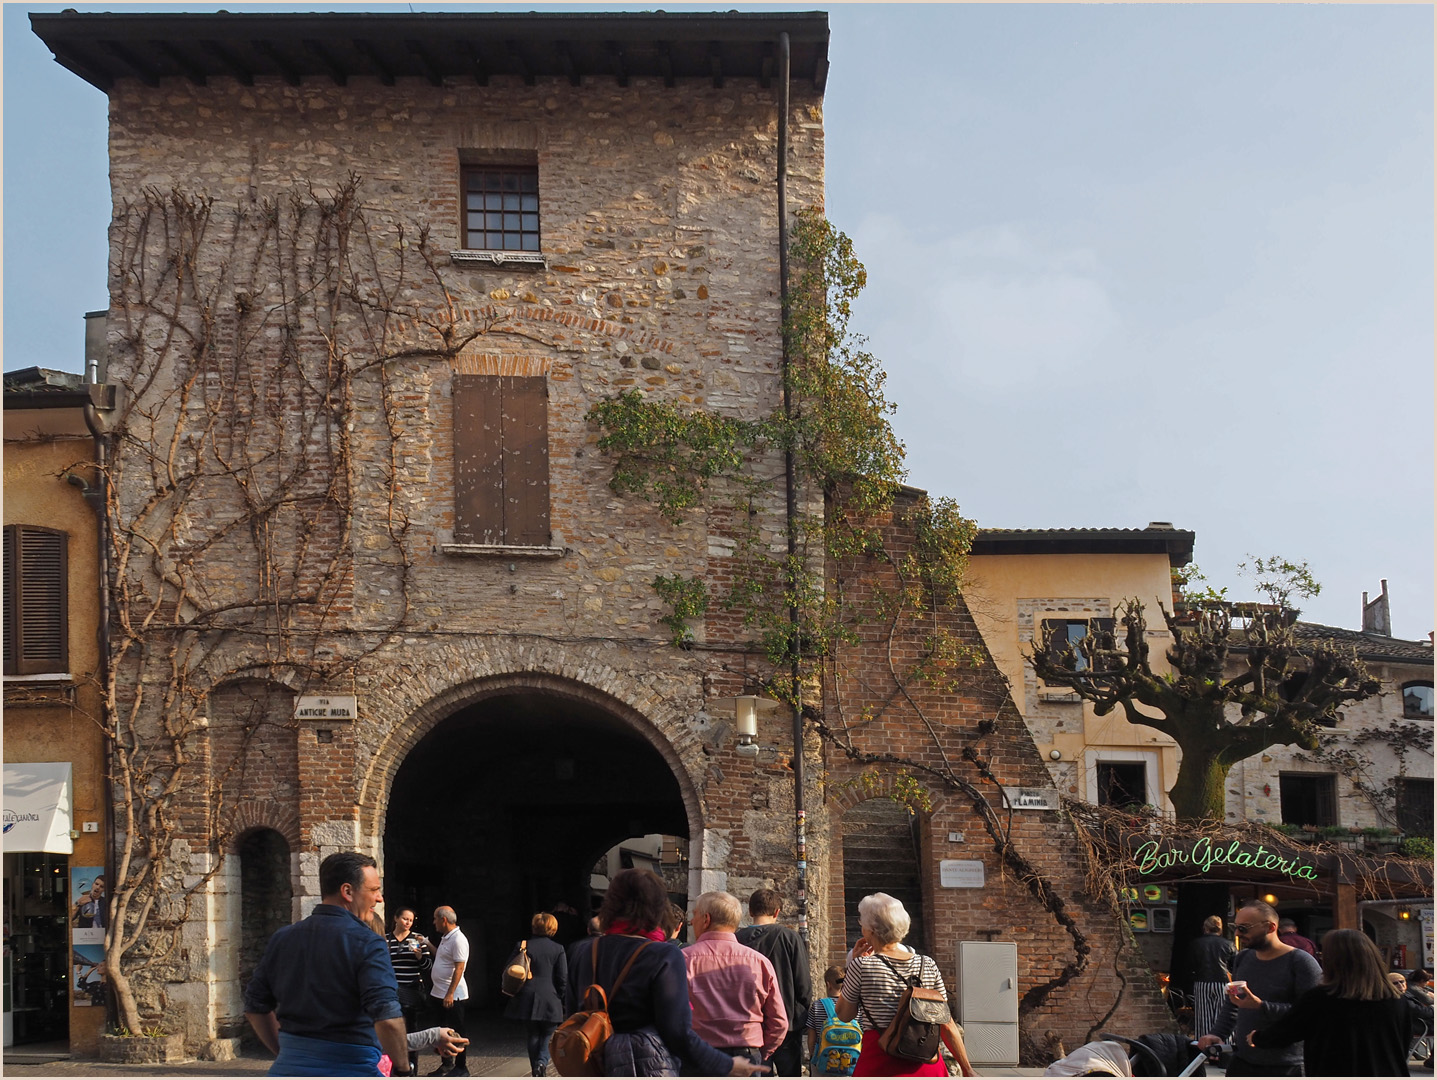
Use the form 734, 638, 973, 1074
359, 668, 705, 851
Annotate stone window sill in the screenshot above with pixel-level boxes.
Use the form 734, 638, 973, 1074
448, 250, 547, 269
441, 543, 566, 559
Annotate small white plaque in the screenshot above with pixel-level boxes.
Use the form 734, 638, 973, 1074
940, 859, 985, 888
294, 694, 358, 720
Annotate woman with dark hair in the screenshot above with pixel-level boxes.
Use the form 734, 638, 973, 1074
387, 908, 433, 1076
563, 869, 768, 1077
1248, 928, 1414, 1075
505, 913, 569, 1076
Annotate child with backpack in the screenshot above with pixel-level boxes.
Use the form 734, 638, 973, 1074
806, 965, 863, 1077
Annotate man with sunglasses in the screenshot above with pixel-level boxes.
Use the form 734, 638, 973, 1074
1196, 901, 1320, 1075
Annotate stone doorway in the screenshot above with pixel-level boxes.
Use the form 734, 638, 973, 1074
382, 688, 691, 1009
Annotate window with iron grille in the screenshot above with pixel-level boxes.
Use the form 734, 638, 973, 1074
462, 166, 540, 252
1279, 773, 1338, 828
3, 524, 69, 675
452, 375, 550, 546
1396, 778, 1434, 837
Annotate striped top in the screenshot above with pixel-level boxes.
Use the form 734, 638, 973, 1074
840, 952, 946, 1032
386, 932, 432, 994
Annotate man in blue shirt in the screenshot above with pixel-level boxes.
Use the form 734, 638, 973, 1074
245, 851, 412, 1076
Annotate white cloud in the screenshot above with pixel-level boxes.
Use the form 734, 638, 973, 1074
851, 218, 1121, 390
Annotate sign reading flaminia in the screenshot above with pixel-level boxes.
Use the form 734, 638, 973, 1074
1132, 837, 1318, 881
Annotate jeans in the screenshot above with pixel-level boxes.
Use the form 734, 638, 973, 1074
526, 1020, 559, 1075
767, 1030, 805, 1076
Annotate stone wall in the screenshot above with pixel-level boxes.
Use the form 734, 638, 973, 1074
102, 65, 825, 1042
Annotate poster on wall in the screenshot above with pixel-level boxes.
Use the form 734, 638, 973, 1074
72, 943, 106, 1007
70, 866, 106, 946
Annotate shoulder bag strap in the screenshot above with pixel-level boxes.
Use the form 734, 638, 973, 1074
821, 996, 837, 1023
878, 953, 921, 988
606, 939, 652, 999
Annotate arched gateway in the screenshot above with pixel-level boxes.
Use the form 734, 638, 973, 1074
370, 674, 702, 1008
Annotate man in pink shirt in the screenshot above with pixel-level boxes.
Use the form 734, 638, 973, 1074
685, 891, 788, 1065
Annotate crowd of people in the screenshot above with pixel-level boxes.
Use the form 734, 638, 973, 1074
241, 857, 974, 1077
240, 854, 1431, 1078
1189, 900, 1433, 1076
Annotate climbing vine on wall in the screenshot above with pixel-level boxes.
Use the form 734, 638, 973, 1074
98, 175, 514, 1034
588, 208, 1116, 1040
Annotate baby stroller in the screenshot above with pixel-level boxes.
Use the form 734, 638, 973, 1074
1043, 1033, 1220, 1077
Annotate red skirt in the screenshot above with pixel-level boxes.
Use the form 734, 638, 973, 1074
852, 1030, 947, 1077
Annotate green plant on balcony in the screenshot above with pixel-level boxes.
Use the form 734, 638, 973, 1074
1399, 836, 1433, 860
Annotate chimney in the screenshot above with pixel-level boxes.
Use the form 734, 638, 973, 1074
83, 309, 108, 384
1361, 579, 1391, 637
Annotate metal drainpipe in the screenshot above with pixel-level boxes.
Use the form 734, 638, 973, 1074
776, 29, 808, 943
77, 379, 117, 1032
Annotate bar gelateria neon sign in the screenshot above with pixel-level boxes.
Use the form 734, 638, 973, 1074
1132, 837, 1318, 881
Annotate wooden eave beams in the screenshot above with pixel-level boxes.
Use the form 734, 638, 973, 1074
202, 39, 254, 85
253, 39, 301, 86
303, 38, 348, 85
152, 39, 207, 85
607, 41, 628, 88
353, 39, 394, 85
658, 41, 674, 88
101, 39, 160, 87
406, 39, 446, 87
556, 41, 581, 87
506, 39, 534, 86
760, 42, 773, 89
708, 42, 723, 89
463, 40, 489, 85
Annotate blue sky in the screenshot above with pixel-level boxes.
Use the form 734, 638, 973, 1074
5, 3, 1432, 638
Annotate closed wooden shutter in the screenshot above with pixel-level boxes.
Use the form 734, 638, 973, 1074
502, 376, 550, 546
3, 525, 69, 675
452, 375, 549, 546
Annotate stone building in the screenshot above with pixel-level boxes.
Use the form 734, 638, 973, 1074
32, 10, 1171, 1060
965, 524, 1433, 978
4, 362, 116, 1056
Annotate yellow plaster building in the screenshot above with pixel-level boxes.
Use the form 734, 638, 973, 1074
964, 525, 1195, 814
4, 366, 116, 1055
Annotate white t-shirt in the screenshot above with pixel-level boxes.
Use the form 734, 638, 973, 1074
430, 926, 470, 1000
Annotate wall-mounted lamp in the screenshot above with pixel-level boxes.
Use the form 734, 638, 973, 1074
710, 694, 781, 758
1400, 908, 1413, 920
1049, 749, 1062, 761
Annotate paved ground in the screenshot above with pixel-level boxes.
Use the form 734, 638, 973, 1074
6, 1013, 1434, 1080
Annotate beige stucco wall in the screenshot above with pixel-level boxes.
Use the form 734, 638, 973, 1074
1224, 655, 1435, 830
965, 550, 1180, 810
3, 410, 110, 1054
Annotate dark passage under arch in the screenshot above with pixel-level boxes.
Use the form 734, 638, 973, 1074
383, 690, 689, 1008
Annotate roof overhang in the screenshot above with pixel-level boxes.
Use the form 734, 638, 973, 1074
30, 10, 830, 94
971, 527, 1196, 568
2, 762, 74, 855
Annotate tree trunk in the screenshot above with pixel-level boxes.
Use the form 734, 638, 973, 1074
1166, 737, 1234, 823
106, 941, 144, 1034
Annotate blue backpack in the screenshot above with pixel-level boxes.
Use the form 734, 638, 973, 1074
812, 996, 862, 1076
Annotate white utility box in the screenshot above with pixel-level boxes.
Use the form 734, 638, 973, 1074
953, 940, 1020, 1066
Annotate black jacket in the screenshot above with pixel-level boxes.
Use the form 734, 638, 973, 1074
1187, 932, 1235, 983
735, 921, 812, 1032
502, 935, 568, 1023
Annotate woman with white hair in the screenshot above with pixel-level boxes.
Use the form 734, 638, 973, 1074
833, 893, 976, 1076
